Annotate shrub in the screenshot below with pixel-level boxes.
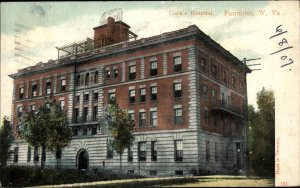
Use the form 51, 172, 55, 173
0, 166, 143, 187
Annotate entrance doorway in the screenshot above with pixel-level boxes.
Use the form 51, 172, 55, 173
77, 149, 89, 170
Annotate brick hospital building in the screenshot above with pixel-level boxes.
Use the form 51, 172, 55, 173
8, 17, 250, 176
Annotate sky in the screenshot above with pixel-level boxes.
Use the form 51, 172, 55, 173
0, 1, 299, 184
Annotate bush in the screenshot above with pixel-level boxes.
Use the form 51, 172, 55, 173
0, 166, 143, 187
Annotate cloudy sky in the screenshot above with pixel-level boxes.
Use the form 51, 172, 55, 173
1, 1, 299, 118
0, 1, 299, 184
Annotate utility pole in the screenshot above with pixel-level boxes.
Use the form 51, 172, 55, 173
242, 57, 261, 177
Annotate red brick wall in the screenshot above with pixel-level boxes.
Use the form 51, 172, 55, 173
12, 67, 73, 137
103, 75, 189, 132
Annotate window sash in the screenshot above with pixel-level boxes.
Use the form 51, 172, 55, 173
129, 66, 136, 73
129, 113, 135, 121
139, 142, 146, 161
175, 108, 182, 116
61, 79, 66, 86
150, 61, 157, 69
151, 141, 157, 161
109, 93, 115, 100
140, 88, 146, 95
175, 140, 183, 150
150, 111, 157, 126
151, 87, 157, 94
174, 56, 182, 65
174, 83, 182, 91
139, 113, 146, 127
129, 90, 135, 97
106, 70, 111, 78
114, 69, 118, 77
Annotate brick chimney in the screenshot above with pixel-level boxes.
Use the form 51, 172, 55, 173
93, 17, 130, 48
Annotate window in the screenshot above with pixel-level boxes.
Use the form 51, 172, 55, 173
109, 92, 116, 103
83, 107, 88, 122
150, 170, 157, 176
150, 61, 158, 76
150, 86, 157, 101
94, 92, 98, 102
223, 71, 227, 84
60, 100, 65, 110
91, 126, 97, 135
138, 142, 146, 161
173, 56, 182, 72
106, 69, 111, 79
13, 147, 19, 163
232, 75, 236, 89
27, 146, 31, 162
73, 128, 78, 136
46, 81, 51, 95
129, 89, 135, 104
202, 85, 208, 97
74, 96, 79, 104
84, 94, 89, 103
200, 58, 207, 73
82, 128, 87, 135
19, 87, 24, 99
107, 141, 113, 159
174, 108, 183, 125
212, 115, 217, 127
221, 93, 225, 103
94, 71, 99, 83
32, 84, 37, 97
205, 109, 209, 126
17, 106, 23, 117
61, 79, 66, 92
212, 65, 217, 79
34, 147, 39, 162
175, 170, 183, 175
139, 112, 146, 127
139, 88, 146, 102
174, 140, 183, 161
228, 96, 231, 105
206, 141, 210, 161
215, 143, 219, 162
128, 146, 133, 162
129, 112, 135, 121
212, 89, 216, 99
93, 106, 98, 121
129, 65, 136, 80
74, 108, 79, 123
76, 75, 81, 86
114, 68, 118, 78
30, 104, 36, 113
85, 73, 89, 86
174, 82, 182, 98
150, 111, 157, 127
151, 141, 157, 161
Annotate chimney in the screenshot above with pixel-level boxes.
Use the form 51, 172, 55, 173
93, 17, 130, 48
